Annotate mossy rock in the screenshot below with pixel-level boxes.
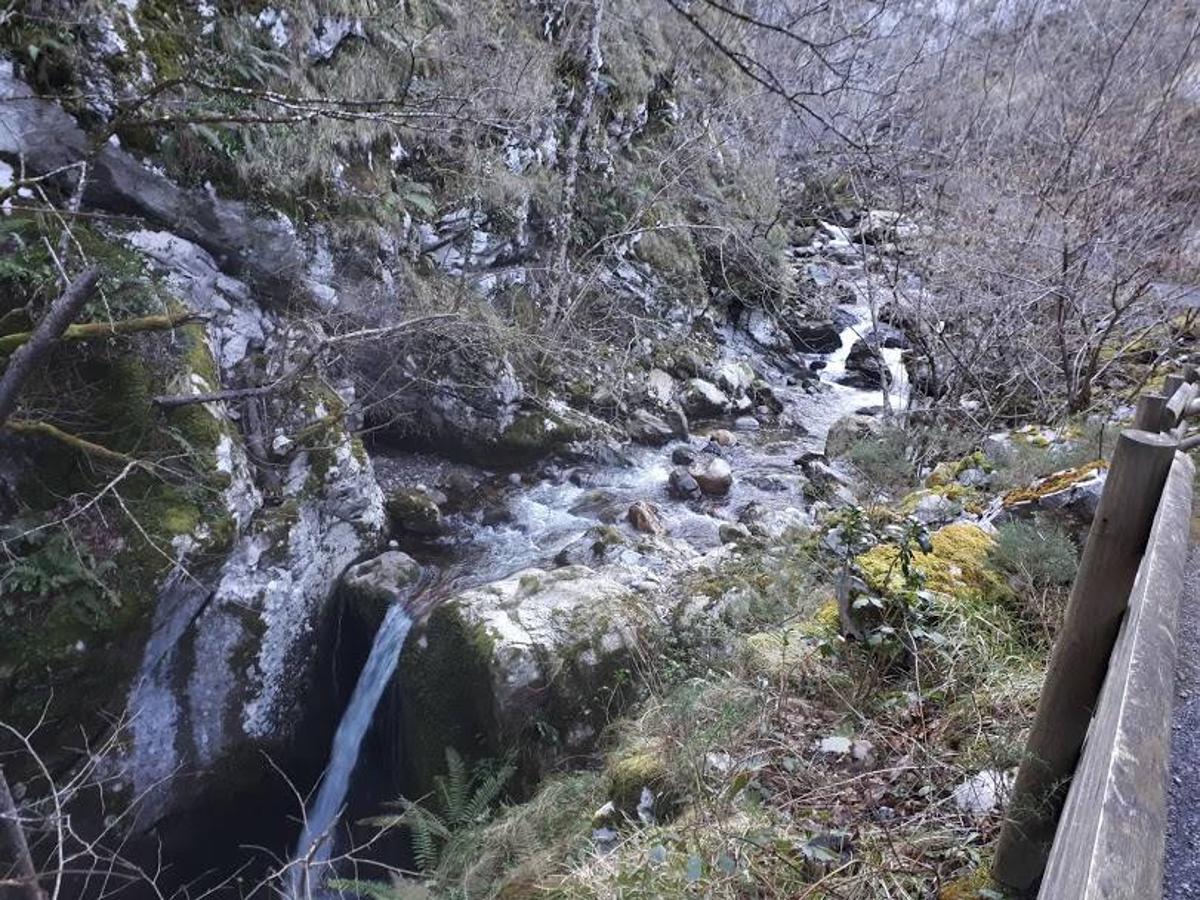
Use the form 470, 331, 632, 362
857, 523, 1007, 601
493, 409, 595, 463
1002, 460, 1107, 508
605, 745, 672, 813
385, 489, 444, 536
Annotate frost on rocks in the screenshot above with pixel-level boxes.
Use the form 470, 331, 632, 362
952, 768, 1015, 817
255, 8, 291, 48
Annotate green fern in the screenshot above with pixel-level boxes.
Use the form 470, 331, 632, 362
362, 747, 515, 875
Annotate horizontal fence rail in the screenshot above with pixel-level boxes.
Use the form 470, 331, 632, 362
993, 369, 1199, 894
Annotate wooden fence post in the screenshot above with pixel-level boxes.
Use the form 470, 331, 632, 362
1134, 394, 1169, 432
992, 429, 1177, 891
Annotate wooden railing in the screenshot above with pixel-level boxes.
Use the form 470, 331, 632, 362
992, 369, 1198, 896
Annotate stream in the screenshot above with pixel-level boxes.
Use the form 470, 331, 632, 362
291, 296, 909, 892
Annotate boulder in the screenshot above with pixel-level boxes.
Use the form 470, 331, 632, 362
668, 467, 702, 500
386, 489, 444, 535
398, 566, 650, 790
690, 455, 733, 496
710, 428, 738, 447
645, 368, 676, 407
745, 310, 792, 352
838, 340, 892, 389
824, 414, 883, 459
627, 408, 675, 446
555, 525, 628, 567
1000, 462, 1108, 525
783, 318, 844, 354
680, 379, 730, 418
627, 500, 666, 535
711, 360, 756, 395
340, 551, 422, 622
0, 64, 305, 299
671, 444, 697, 466
661, 402, 689, 438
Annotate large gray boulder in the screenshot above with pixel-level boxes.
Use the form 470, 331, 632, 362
398, 566, 651, 791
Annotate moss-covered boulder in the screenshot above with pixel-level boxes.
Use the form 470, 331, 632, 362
1001, 460, 1107, 523
399, 565, 651, 794
492, 408, 599, 463
386, 488, 444, 536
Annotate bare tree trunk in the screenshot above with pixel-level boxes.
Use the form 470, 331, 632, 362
546, 0, 604, 323
0, 266, 101, 430
0, 766, 46, 900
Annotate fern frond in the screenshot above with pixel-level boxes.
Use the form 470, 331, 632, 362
438, 747, 470, 825
462, 759, 515, 825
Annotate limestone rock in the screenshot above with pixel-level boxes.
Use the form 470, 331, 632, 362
680, 379, 730, 418
399, 566, 649, 790
668, 467, 702, 500
386, 489, 444, 536
690, 455, 733, 497
340, 551, 422, 622
627, 408, 675, 446
645, 368, 676, 407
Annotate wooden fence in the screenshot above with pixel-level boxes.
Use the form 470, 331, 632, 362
992, 370, 1198, 896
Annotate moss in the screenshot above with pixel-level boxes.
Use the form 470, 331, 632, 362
899, 484, 984, 517
1002, 459, 1107, 507
741, 624, 814, 676
605, 745, 671, 811
399, 601, 500, 798
386, 489, 443, 535
938, 866, 1000, 899
858, 523, 1005, 600
494, 409, 592, 462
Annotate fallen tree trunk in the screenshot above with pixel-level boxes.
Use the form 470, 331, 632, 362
2, 419, 135, 464
0, 266, 101, 429
0, 310, 199, 356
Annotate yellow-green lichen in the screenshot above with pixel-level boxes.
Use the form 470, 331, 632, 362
1002, 460, 1107, 507
857, 523, 1002, 599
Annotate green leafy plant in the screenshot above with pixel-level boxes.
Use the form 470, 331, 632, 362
990, 519, 1078, 589
0, 525, 117, 621
365, 748, 515, 874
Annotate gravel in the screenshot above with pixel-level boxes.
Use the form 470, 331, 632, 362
1165, 544, 1200, 899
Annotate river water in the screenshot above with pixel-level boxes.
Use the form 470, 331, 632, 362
292, 294, 908, 892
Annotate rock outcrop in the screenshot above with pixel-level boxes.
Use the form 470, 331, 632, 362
398, 566, 652, 790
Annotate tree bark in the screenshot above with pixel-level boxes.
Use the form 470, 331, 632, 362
0, 266, 101, 429
0, 310, 197, 356
546, 0, 604, 322
0, 766, 46, 900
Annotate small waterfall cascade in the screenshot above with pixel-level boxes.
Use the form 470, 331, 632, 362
289, 601, 414, 897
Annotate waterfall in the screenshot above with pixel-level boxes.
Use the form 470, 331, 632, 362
289, 601, 414, 897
